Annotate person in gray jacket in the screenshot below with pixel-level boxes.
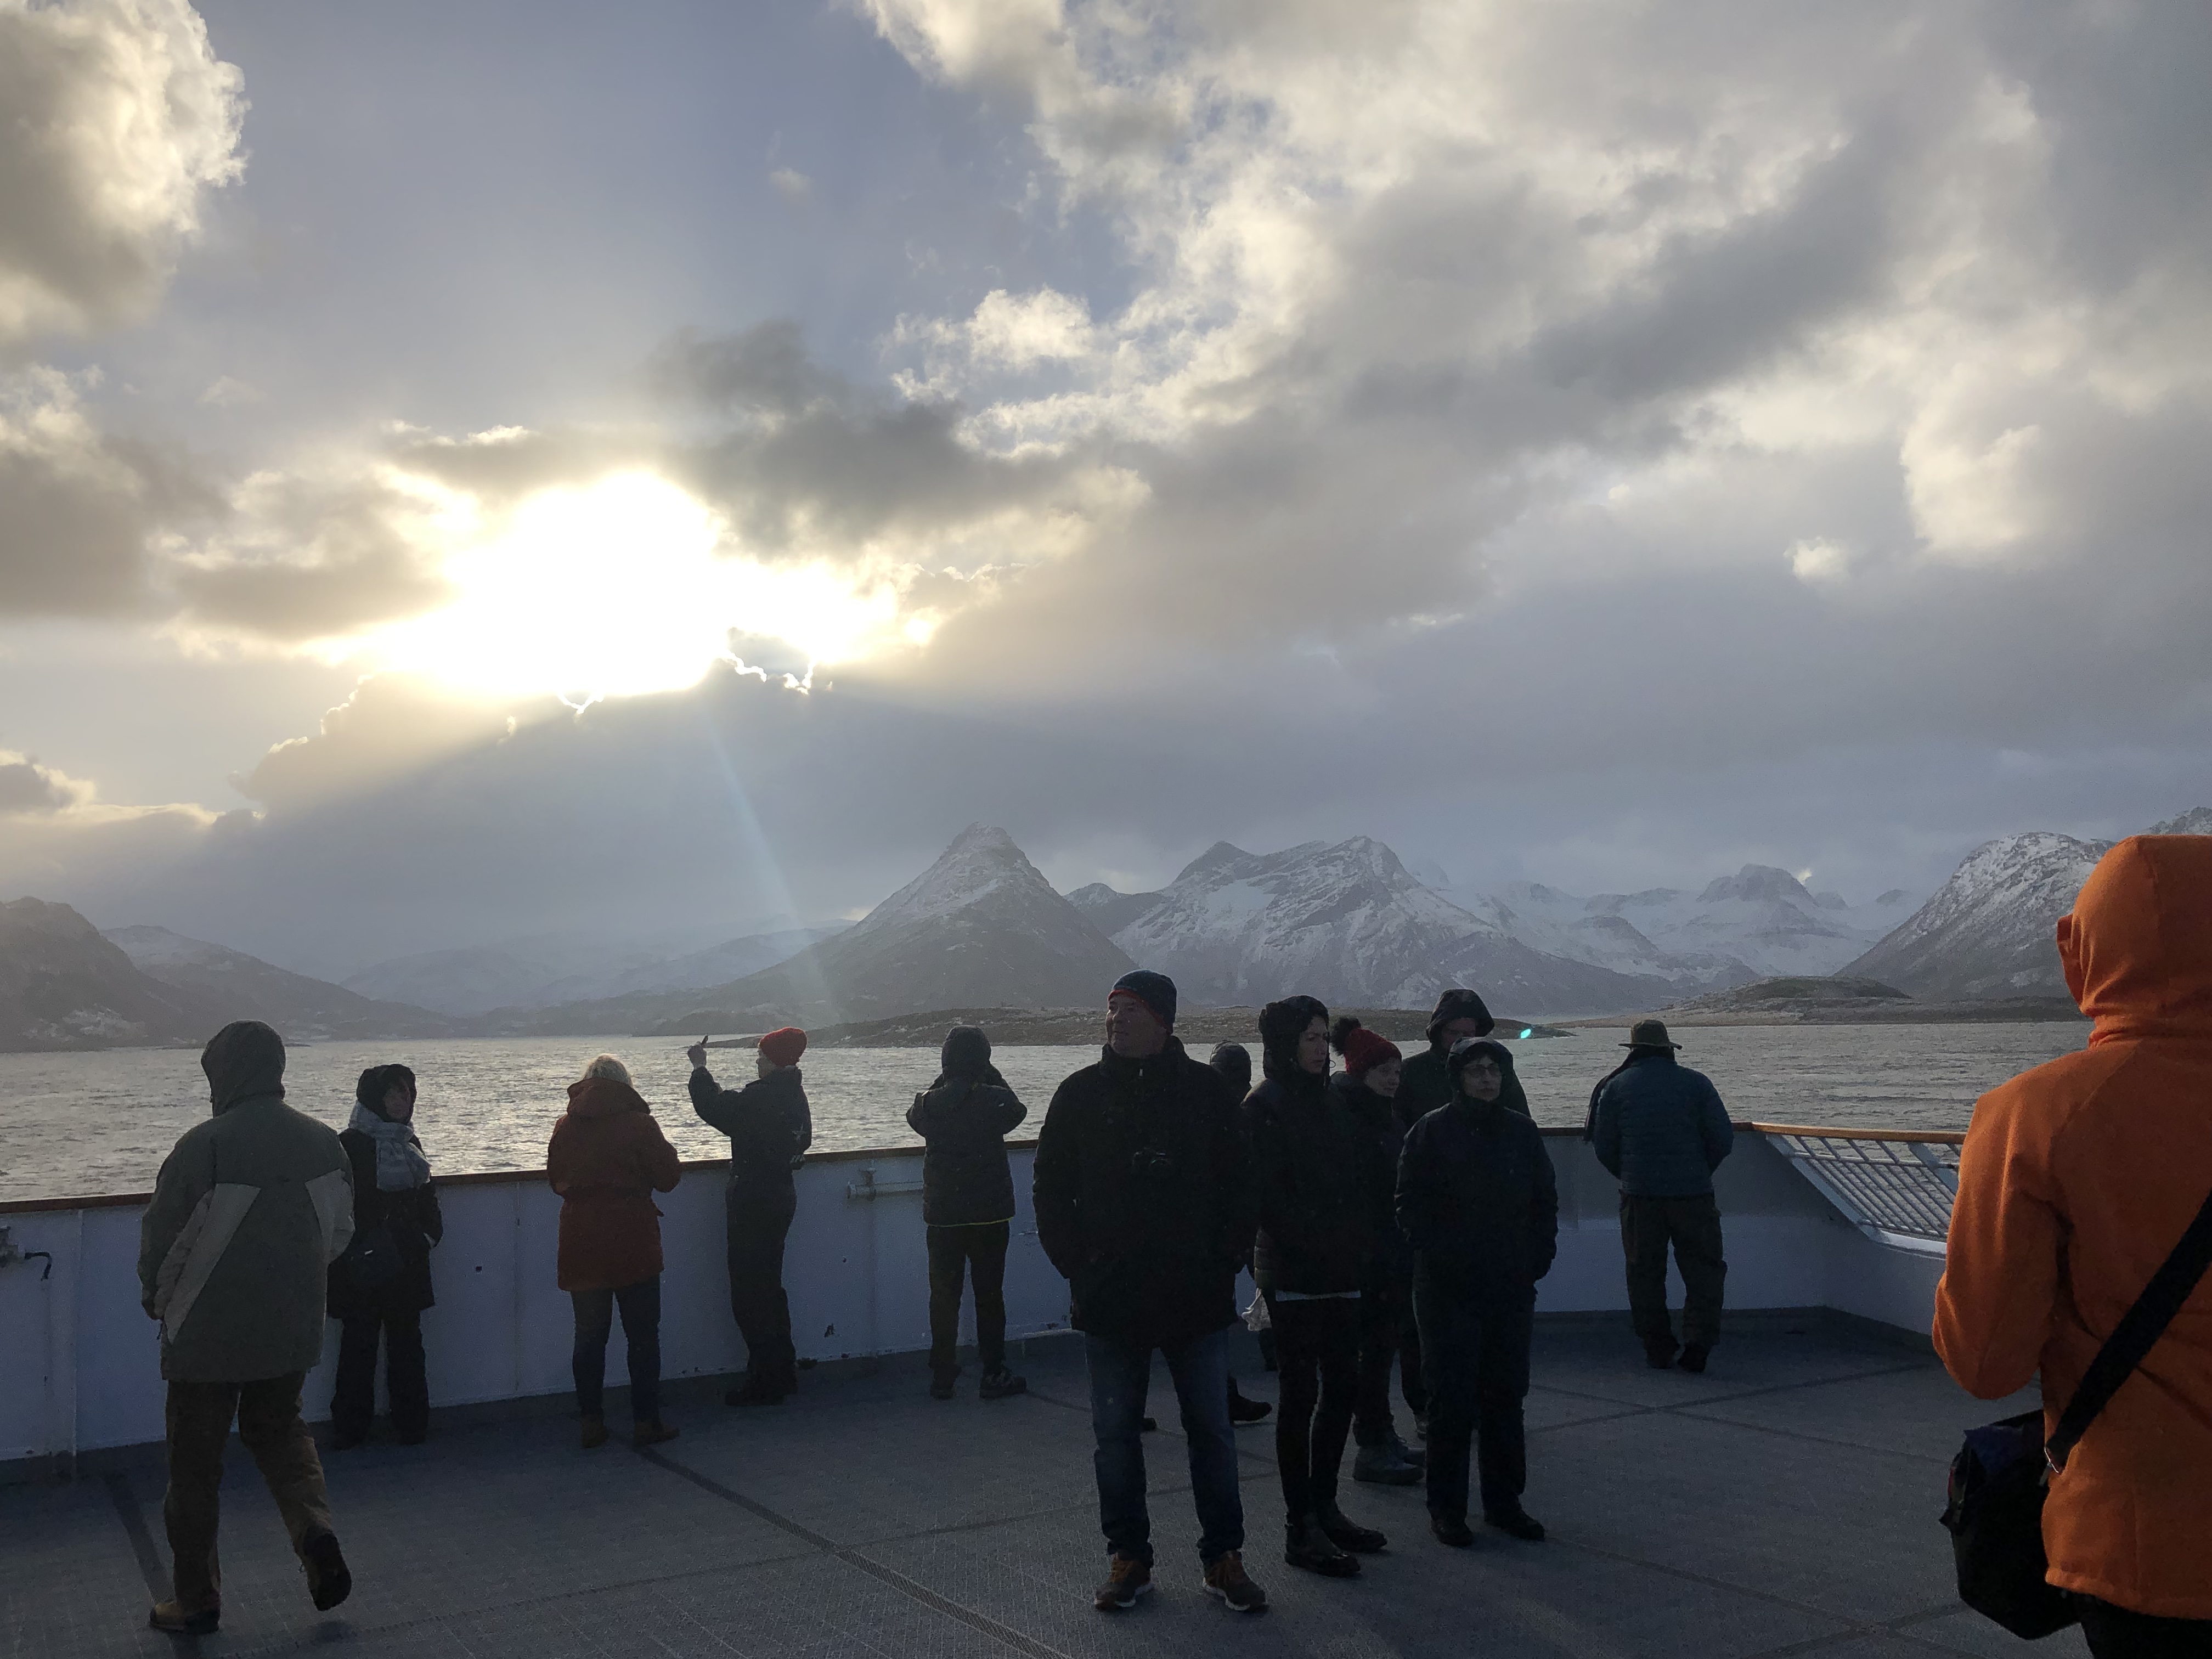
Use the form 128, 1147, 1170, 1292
1587, 1019, 1735, 1373
137, 1020, 358, 1634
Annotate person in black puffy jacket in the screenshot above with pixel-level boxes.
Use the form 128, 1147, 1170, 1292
1246, 996, 1390, 1577
1397, 1036, 1557, 1547
907, 1026, 1028, 1401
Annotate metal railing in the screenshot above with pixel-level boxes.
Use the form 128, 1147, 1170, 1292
1753, 1123, 1962, 1248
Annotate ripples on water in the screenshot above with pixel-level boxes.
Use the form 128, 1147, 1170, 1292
0, 1023, 2087, 1201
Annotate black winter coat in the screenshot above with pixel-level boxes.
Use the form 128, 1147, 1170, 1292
1246, 1069, 1378, 1295
906, 1070, 1026, 1226
1396, 1097, 1559, 1300
325, 1130, 443, 1319
1395, 1042, 1531, 1135
1033, 1037, 1255, 1348
1330, 1074, 1410, 1278
690, 1064, 812, 1199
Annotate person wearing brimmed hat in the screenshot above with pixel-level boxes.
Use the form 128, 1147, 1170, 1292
1396, 1035, 1556, 1548
1587, 1018, 1734, 1373
906, 1026, 1029, 1401
688, 1026, 814, 1406
1033, 969, 1269, 1615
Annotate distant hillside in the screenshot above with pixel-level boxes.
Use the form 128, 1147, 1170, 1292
104, 926, 456, 1041
688, 1005, 1572, 1047
1, 900, 205, 1051
1843, 807, 2208, 1000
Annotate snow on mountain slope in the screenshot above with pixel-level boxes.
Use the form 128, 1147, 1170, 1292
1093, 837, 1673, 1014
2, 901, 205, 1050
105, 926, 455, 1039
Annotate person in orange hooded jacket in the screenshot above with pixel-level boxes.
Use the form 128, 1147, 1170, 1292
1934, 833, 2212, 1649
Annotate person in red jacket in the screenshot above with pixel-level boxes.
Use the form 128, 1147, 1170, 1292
1936, 833, 2212, 1652
548, 1054, 683, 1450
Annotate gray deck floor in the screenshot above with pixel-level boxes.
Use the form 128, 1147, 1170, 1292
2, 1323, 2087, 1659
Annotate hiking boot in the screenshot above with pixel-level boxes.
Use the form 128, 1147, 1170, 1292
1645, 1337, 1680, 1369
580, 1415, 608, 1449
1316, 1499, 1387, 1553
1284, 1520, 1360, 1577
1092, 1554, 1152, 1611
929, 1369, 958, 1400
1485, 1506, 1546, 1542
1429, 1510, 1474, 1547
1202, 1549, 1268, 1611
302, 1528, 352, 1611
1227, 1381, 1272, 1423
979, 1367, 1028, 1400
1678, 1344, 1710, 1374
1390, 1430, 1426, 1469
632, 1420, 679, 1448
148, 1600, 219, 1635
1352, 1441, 1421, 1485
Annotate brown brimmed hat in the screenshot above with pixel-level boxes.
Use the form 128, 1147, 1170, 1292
1621, 1018, 1681, 1051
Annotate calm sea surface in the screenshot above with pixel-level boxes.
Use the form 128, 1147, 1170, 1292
0, 1023, 2090, 1203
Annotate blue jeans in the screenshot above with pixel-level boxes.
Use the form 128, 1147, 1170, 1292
572, 1277, 662, 1426
1086, 1326, 1244, 1565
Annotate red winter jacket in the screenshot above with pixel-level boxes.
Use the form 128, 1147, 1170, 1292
548, 1078, 682, 1292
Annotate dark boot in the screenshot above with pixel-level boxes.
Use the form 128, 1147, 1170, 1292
1283, 1520, 1360, 1577
1645, 1336, 1680, 1369
1315, 1499, 1387, 1553
1677, 1344, 1709, 1374
1227, 1379, 1272, 1423
1485, 1505, 1546, 1542
1429, 1510, 1474, 1547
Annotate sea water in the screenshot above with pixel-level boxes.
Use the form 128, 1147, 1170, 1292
0, 1022, 2086, 1202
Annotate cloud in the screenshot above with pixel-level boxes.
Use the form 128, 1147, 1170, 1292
0, 0, 245, 351
768, 165, 812, 204
0, 750, 92, 814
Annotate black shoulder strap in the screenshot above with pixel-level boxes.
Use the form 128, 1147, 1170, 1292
2049, 1184, 2212, 1471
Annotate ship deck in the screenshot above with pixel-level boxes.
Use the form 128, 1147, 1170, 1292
2, 1320, 2086, 1659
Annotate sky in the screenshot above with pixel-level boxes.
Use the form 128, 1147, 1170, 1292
1, 0, 2208, 978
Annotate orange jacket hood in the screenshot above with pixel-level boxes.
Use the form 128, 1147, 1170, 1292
2059, 834, 2212, 1045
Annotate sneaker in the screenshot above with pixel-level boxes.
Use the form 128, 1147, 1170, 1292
1485, 1506, 1546, 1542
1352, 1441, 1421, 1485
1284, 1521, 1360, 1577
1390, 1430, 1426, 1470
580, 1415, 609, 1450
148, 1600, 219, 1635
929, 1370, 957, 1401
1201, 1550, 1268, 1611
1645, 1338, 1680, 1370
1092, 1554, 1152, 1611
632, 1420, 680, 1448
1677, 1344, 1709, 1374
301, 1528, 352, 1611
1316, 1500, 1387, 1554
1429, 1510, 1474, 1548
979, 1367, 1028, 1400
1227, 1382, 1272, 1423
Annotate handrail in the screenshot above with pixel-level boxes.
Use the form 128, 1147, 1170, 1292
1748, 1122, 1965, 1147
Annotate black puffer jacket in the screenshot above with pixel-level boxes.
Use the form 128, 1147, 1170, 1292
1246, 1068, 1377, 1295
1329, 1073, 1409, 1277
690, 1063, 812, 1198
1033, 1037, 1255, 1347
906, 1067, 1026, 1226
1397, 1089, 1559, 1299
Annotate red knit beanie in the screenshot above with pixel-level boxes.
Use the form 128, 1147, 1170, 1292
758, 1026, 808, 1068
1336, 1023, 1401, 1079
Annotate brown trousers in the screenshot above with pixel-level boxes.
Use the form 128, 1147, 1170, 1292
163, 1373, 334, 1610
1620, 1193, 1728, 1351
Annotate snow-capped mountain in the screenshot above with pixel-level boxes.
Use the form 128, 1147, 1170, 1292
104, 926, 454, 1039
1, 900, 207, 1050
669, 824, 1135, 1025
1073, 837, 1674, 1014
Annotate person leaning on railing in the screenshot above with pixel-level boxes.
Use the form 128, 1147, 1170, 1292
1935, 833, 2212, 1655
328, 1062, 443, 1450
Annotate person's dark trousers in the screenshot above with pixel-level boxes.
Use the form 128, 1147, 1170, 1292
727, 1186, 798, 1389
926, 1221, 1009, 1375
332, 1308, 428, 1441
2075, 1596, 2212, 1658
1415, 1279, 1534, 1521
1355, 1271, 1421, 1444
571, 1276, 663, 1426
1396, 1273, 1429, 1418
1268, 1295, 1361, 1521
1086, 1326, 1244, 1566
163, 1373, 335, 1612
1620, 1193, 1726, 1351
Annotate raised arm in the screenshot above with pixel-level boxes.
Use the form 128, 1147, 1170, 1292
689, 1066, 743, 1135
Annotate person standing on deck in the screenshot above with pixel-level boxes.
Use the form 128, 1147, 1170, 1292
1329, 1018, 1425, 1487
328, 1063, 444, 1448
138, 1020, 357, 1634
1034, 969, 1268, 1615
1247, 996, 1391, 1577
549, 1054, 682, 1449
689, 1028, 812, 1406
1936, 834, 2212, 1656
1397, 1036, 1556, 1548
1208, 1040, 1276, 1425
907, 1025, 1029, 1401
1587, 1019, 1734, 1373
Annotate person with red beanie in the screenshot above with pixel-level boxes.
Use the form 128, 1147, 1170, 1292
687, 1028, 812, 1406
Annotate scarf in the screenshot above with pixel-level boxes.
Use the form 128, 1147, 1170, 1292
349, 1102, 432, 1190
